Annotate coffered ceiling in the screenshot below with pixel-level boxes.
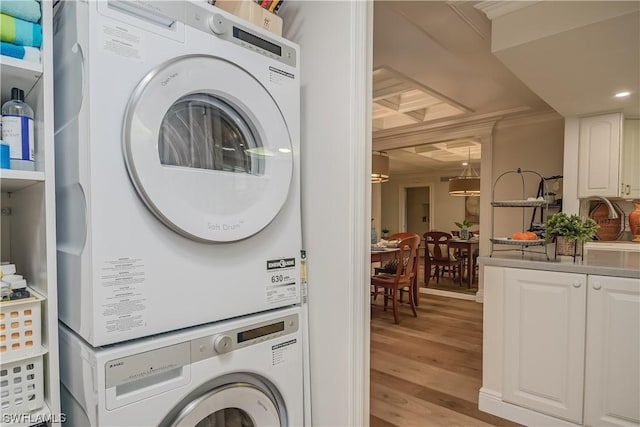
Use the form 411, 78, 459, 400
372, 1, 639, 175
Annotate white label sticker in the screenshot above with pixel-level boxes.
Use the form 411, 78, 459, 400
266, 257, 298, 306
268, 66, 294, 87
101, 25, 142, 61
271, 339, 296, 367
100, 257, 147, 334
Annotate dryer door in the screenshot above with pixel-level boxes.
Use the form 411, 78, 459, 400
169, 383, 282, 427
123, 55, 293, 243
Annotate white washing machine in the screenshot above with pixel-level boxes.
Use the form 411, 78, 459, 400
53, 1, 301, 346
59, 306, 304, 426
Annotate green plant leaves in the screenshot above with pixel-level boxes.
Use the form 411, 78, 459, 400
544, 212, 599, 242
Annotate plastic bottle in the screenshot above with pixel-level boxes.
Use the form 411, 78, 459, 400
1, 88, 35, 171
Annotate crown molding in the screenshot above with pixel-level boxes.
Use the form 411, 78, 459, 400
373, 108, 561, 151
474, 1, 539, 20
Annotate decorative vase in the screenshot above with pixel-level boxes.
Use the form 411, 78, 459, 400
630, 201, 640, 242
460, 228, 470, 240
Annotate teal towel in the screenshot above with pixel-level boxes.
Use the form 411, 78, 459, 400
0, 0, 41, 23
0, 13, 41, 47
1, 41, 40, 62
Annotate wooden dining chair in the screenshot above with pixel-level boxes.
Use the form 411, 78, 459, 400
423, 231, 463, 285
370, 234, 420, 324
372, 232, 421, 305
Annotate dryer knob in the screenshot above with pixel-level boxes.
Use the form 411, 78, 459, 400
209, 14, 227, 35
213, 335, 233, 354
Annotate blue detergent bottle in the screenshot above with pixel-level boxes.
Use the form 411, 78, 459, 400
1, 88, 35, 171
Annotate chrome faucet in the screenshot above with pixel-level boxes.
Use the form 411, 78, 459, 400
586, 196, 619, 219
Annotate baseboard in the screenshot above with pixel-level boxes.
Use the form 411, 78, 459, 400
420, 288, 477, 301
478, 388, 581, 427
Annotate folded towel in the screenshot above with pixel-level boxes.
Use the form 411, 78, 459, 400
0, 0, 41, 23
0, 41, 40, 63
0, 13, 42, 47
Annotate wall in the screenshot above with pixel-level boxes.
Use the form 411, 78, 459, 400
406, 187, 430, 237
380, 170, 469, 235
492, 117, 565, 238
281, 2, 371, 426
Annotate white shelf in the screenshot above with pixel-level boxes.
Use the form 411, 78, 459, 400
0, 170, 45, 193
0, 56, 43, 102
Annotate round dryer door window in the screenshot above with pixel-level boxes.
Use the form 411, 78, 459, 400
123, 55, 294, 242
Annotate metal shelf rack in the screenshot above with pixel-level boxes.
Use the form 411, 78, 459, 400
490, 168, 551, 260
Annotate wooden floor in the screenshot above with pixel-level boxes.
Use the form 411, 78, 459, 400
370, 294, 521, 427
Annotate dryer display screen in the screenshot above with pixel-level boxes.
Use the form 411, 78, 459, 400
233, 27, 282, 56
238, 321, 284, 343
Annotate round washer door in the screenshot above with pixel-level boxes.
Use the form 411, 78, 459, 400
169, 383, 281, 427
123, 55, 293, 242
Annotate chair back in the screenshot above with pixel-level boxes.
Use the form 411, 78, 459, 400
424, 231, 454, 261
392, 234, 421, 283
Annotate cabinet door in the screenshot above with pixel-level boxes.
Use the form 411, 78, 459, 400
503, 268, 586, 424
621, 119, 640, 199
578, 113, 622, 198
584, 275, 640, 426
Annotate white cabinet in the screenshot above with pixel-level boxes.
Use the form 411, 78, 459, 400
494, 267, 640, 426
621, 119, 640, 199
503, 268, 587, 423
0, 2, 61, 426
578, 112, 622, 198
578, 113, 640, 199
584, 275, 640, 426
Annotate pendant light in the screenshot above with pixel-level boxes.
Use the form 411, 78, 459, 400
371, 152, 390, 183
449, 148, 480, 196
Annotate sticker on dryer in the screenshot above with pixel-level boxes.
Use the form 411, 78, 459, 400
100, 257, 148, 334
266, 257, 298, 306
269, 66, 295, 86
271, 339, 297, 367
101, 25, 143, 61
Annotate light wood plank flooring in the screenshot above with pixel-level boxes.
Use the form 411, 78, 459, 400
370, 294, 521, 427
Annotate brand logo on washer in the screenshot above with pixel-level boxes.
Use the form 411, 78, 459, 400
108, 361, 124, 369
267, 258, 295, 270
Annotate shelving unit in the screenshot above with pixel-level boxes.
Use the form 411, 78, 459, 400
490, 168, 551, 260
0, 2, 60, 426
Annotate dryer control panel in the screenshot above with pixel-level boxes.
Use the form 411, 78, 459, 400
184, 3, 297, 68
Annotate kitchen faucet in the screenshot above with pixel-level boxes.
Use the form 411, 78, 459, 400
585, 196, 619, 219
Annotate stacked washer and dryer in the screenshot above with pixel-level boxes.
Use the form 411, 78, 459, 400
53, 1, 304, 425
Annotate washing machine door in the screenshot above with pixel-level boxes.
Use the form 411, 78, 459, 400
168, 383, 282, 427
123, 55, 294, 243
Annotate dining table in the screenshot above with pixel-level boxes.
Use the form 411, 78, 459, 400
447, 238, 480, 288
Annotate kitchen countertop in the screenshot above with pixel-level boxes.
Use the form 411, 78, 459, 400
479, 250, 640, 279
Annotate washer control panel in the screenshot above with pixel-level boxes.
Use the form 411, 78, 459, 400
191, 313, 299, 363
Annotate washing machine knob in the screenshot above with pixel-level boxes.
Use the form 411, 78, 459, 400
208, 14, 227, 35
213, 335, 233, 354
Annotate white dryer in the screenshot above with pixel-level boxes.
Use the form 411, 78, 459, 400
53, 1, 301, 345
59, 306, 304, 426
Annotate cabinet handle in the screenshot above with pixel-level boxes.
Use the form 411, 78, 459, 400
593, 282, 602, 290
573, 282, 582, 288
626, 185, 631, 195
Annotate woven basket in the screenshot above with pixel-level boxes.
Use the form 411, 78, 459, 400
555, 236, 583, 260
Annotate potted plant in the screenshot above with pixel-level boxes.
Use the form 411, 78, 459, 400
381, 228, 390, 239
454, 219, 472, 240
544, 212, 599, 261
